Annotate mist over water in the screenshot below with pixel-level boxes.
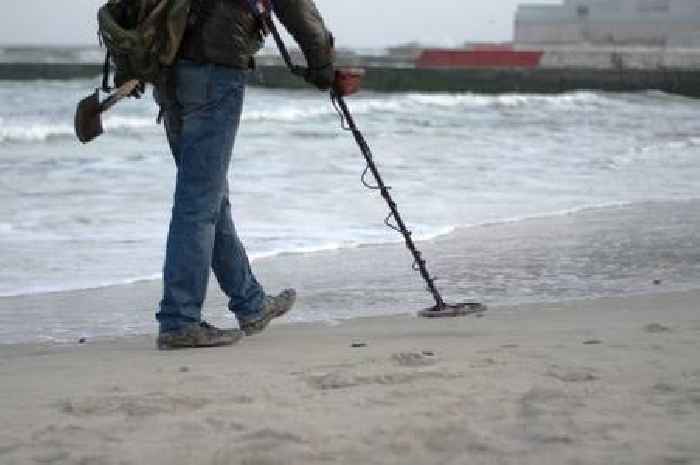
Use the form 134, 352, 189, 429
1, 78, 700, 305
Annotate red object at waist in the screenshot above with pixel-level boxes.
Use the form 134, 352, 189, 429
416, 49, 544, 69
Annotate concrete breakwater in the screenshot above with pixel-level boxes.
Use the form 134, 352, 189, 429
252, 65, 700, 97
1, 62, 699, 97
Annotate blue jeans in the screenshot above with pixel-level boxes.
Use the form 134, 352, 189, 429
155, 60, 265, 333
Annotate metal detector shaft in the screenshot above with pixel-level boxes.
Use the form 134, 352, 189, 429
265, 16, 305, 78
332, 94, 446, 309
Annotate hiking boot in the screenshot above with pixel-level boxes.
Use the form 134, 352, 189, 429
238, 289, 296, 336
157, 322, 243, 350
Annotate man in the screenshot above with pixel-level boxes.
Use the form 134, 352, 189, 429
155, 0, 335, 350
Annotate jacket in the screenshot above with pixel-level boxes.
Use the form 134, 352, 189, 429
180, 0, 334, 70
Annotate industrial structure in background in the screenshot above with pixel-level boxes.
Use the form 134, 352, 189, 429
515, 0, 700, 47
3, 0, 700, 96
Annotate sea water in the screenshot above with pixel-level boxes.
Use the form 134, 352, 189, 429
1, 77, 700, 342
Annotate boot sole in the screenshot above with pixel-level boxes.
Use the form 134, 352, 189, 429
157, 330, 244, 350
241, 294, 296, 336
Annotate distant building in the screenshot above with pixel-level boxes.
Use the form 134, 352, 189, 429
515, 0, 700, 47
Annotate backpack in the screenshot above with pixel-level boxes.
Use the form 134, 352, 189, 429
97, 0, 192, 91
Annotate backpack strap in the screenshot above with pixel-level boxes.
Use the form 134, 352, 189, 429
101, 50, 112, 93
242, 0, 303, 76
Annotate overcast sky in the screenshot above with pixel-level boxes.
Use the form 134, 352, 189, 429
1, 0, 562, 48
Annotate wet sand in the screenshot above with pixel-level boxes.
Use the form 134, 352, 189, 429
1, 289, 699, 465
2, 200, 700, 344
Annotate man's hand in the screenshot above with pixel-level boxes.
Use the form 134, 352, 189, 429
129, 81, 146, 99
115, 72, 146, 98
305, 63, 335, 91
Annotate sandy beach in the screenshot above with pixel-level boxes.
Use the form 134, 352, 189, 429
1, 288, 699, 465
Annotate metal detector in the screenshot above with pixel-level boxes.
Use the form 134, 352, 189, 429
260, 9, 487, 318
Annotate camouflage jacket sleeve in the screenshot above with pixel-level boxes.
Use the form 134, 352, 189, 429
273, 0, 335, 69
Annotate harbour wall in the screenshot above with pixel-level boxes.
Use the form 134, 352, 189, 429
1, 55, 699, 98
253, 65, 700, 97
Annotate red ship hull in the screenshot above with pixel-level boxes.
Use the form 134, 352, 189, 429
417, 48, 544, 69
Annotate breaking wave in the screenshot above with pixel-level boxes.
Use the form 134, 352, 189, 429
0, 122, 75, 143
0, 116, 158, 143
401, 90, 613, 109
0, 90, 644, 143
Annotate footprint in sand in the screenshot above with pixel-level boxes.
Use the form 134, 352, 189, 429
663, 457, 693, 465
32, 450, 71, 464
546, 366, 599, 383
211, 429, 308, 465
652, 382, 678, 394
0, 444, 20, 456
653, 381, 700, 410
240, 428, 306, 445
391, 352, 437, 367
645, 323, 672, 334
58, 393, 211, 418
306, 370, 461, 390
518, 387, 578, 445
